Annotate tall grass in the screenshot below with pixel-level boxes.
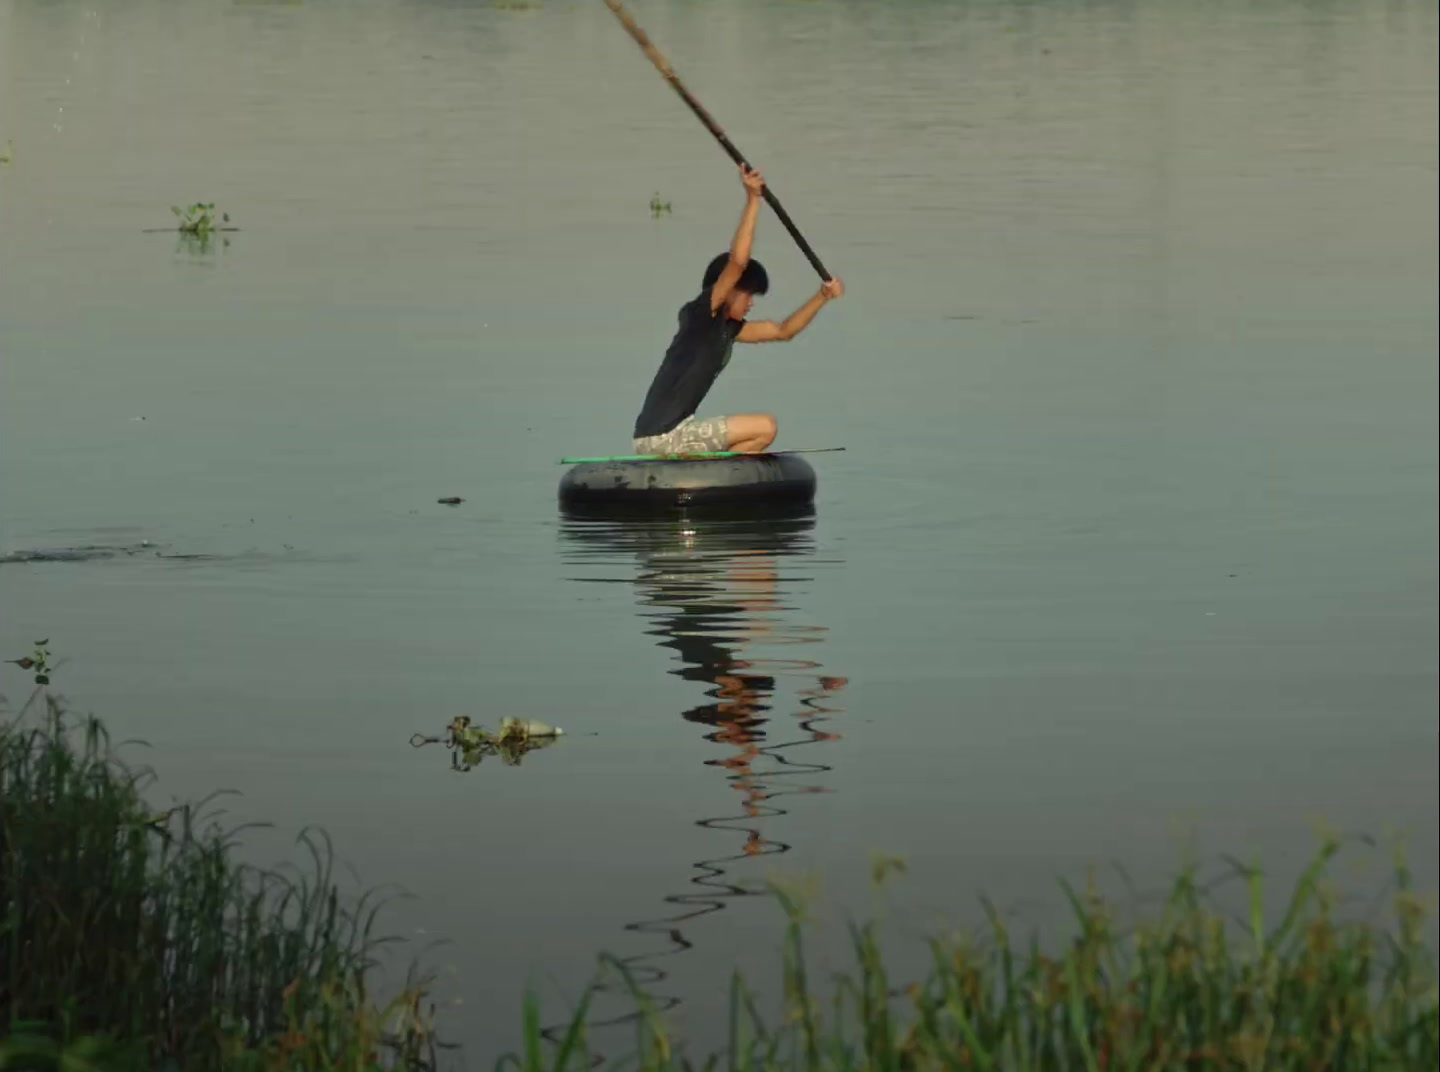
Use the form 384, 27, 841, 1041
515, 841, 1436, 1071
4, 692, 1435, 1070
1, 695, 438, 1071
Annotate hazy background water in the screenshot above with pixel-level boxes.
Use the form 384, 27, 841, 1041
2, 0, 1436, 1063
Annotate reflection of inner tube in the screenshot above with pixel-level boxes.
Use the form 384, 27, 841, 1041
558, 455, 816, 515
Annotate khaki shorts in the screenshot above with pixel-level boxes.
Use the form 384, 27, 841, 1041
633, 415, 730, 455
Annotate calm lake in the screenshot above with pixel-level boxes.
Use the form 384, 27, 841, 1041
2, 0, 1436, 1063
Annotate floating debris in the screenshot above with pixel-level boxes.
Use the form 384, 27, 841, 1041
437, 497, 463, 505
170, 201, 238, 237
6, 639, 53, 684
409, 714, 564, 770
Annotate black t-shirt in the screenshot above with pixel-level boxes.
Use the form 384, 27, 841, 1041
633, 291, 745, 438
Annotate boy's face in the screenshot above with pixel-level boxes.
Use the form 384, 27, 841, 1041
723, 289, 756, 321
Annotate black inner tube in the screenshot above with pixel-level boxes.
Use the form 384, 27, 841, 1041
558, 454, 817, 516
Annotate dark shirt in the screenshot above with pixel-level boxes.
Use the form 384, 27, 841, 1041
633, 290, 745, 438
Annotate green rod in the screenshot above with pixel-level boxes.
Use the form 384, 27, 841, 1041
558, 447, 845, 465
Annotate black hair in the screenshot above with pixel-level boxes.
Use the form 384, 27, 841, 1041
702, 252, 769, 296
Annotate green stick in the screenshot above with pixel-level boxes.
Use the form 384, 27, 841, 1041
558, 447, 845, 465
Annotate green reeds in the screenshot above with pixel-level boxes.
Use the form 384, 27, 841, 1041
503, 842, 1436, 1071
4, 696, 1435, 1070
1, 697, 437, 1071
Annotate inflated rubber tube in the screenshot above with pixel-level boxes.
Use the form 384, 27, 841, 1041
558, 454, 817, 515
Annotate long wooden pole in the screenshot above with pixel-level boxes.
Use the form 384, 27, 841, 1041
602, 0, 832, 282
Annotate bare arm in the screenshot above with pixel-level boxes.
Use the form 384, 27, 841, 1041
710, 166, 766, 312
738, 278, 845, 343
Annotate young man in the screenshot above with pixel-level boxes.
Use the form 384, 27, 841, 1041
632, 164, 844, 456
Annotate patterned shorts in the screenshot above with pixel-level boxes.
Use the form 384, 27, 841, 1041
633, 415, 730, 455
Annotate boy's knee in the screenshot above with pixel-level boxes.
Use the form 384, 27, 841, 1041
753, 415, 777, 447
726, 413, 778, 451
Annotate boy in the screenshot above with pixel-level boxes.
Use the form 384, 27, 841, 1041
632, 164, 845, 456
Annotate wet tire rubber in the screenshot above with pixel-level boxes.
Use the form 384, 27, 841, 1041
558, 454, 817, 516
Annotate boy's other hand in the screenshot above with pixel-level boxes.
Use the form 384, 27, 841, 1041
821, 277, 845, 301
741, 164, 766, 198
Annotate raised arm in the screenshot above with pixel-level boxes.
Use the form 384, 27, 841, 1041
709, 166, 767, 312
738, 278, 845, 343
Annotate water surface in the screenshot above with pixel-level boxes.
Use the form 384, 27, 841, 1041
2, 0, 1436, 1062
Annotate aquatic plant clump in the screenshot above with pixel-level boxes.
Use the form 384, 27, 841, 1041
171, 201, 236, 237
409, 715, 563, 770
0, 698, 439, 1071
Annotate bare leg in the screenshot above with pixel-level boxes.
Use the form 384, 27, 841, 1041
725, 414, 777, 453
